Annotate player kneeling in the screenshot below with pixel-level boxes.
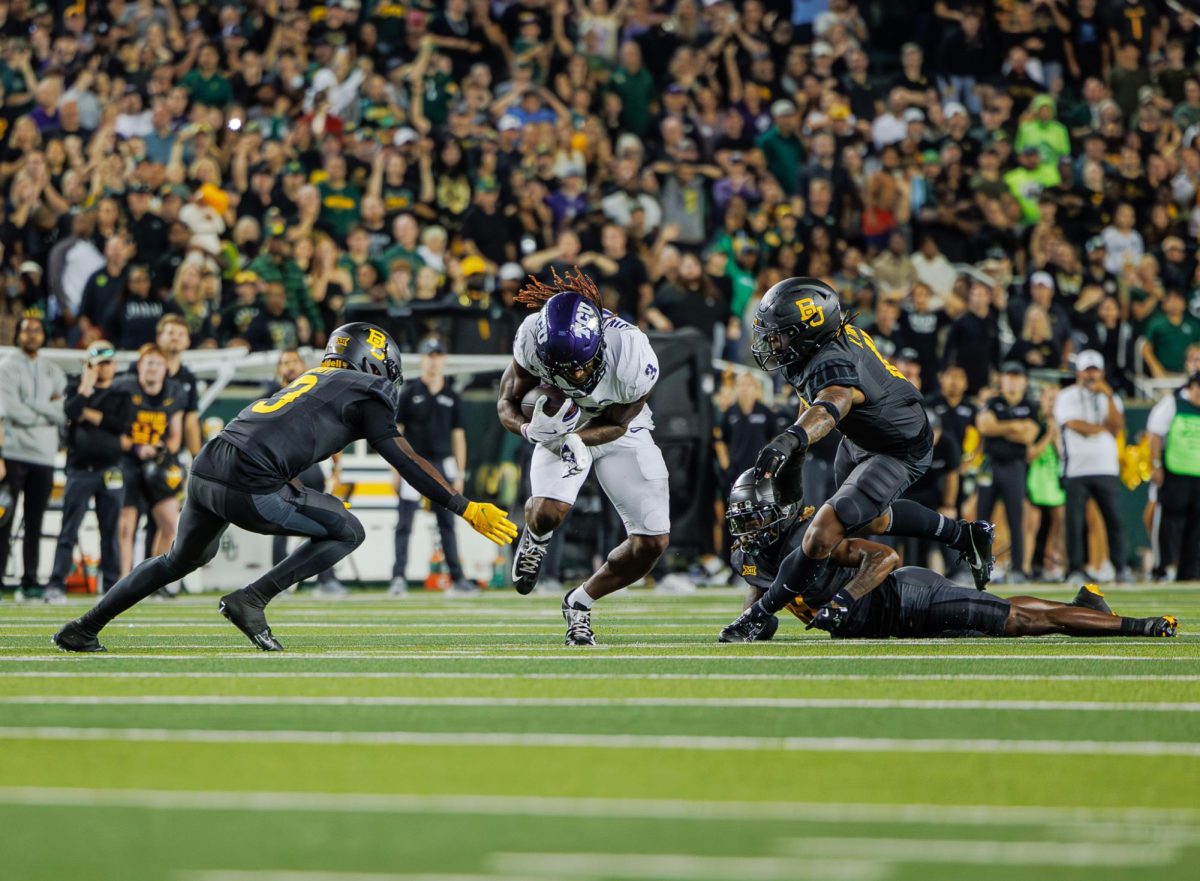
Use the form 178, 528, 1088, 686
497, 269, 670, 645
719, 469, 1178, 641
54, 323, 516, 652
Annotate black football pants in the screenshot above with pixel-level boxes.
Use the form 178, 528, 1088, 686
79, 467, 364, 634
272, 463, 339, 587
1158, 473, 1200, 580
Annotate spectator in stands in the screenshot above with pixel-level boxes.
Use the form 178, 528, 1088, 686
1055, 350, 1129, 583
0, 316, 66, 600
1143, 288, 1200, 377
391, 339, 471, 595
44, 341, 131, 605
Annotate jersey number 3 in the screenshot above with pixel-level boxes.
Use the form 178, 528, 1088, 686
252, 373, 320, 414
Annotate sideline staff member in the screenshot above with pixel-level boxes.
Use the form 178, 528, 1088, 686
391, 339, 472, 594
43, 342, 133, 604
975, 362, 1038, 582
1148, 371, 1200, 580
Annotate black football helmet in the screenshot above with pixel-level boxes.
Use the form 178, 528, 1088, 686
750, 277, 843, 373
323, 322, 404, 389
726, 465, 803, 555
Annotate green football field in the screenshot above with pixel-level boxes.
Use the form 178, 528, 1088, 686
0, 585, 1197, 881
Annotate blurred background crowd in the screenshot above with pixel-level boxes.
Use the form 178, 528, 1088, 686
1, 0, 1200, 593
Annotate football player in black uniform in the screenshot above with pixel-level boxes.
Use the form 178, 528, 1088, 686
53, 323, 517, 652
721, 278, 995, 642
722, 469, 1179, 640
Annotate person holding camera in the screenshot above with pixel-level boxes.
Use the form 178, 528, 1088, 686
43, 342, 133, 604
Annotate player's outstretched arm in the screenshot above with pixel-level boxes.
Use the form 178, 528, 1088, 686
753, 385, 860, 483
806, 538, 899, 633
372, 435, 516, 546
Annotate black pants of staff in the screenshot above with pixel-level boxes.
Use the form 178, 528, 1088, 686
79, 439, 364, 634
272, 463, 338, 587
1158, 473, 1200, 581
1064, 474, 1126, 575
1030, 503, 1060, 575
47, 468, 125, 593
0, 459, 55, 590
976, 459, 1027, 576
392, 460, 464, 583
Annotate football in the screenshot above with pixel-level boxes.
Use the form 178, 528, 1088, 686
521, 384, 578, 420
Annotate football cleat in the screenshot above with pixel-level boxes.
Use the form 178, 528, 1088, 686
1071, 584, 1115, 616
955, 519, 995, 590
718, 604, 775, 643
512, 529, 550, 595
52, 620, 106, 653
562, 591, 596, 646
1149, 616, 1179, 638
754, 613, 780, 641
219, 590, 284, 651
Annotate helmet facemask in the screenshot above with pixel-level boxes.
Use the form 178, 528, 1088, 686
727, 498, 798, 555
750, 324, 821, 373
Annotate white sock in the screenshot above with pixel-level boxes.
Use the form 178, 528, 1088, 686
566, 587, 594, 609
529, 529, 552, 544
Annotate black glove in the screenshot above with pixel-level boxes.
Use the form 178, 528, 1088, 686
752, 426, 809, 481
805, 589, 853, 633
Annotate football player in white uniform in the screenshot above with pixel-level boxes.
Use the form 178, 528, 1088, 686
497, 269, 671, 645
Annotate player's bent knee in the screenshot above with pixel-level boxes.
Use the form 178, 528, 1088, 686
344, 515, 366, 549
526, 497, 570, 533
802, 508, 845, 558
631, 533, 670, 562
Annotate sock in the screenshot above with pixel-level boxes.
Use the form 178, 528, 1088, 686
759, 546, 830, 615
1119, 617, 1150, 636
78, 556, 175, 634
888, 500, 961, 547
566, 586, 594, 609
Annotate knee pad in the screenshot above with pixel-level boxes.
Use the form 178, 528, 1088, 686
830, 493, 875, 536
343, 515, 366, 549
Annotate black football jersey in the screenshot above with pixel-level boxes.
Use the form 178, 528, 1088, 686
732, 518, 856, 620
218, 367, 400, 486
785, 326, 929, 456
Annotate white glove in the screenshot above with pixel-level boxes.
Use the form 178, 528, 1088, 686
522, 395, 581, 445
560, 432, 592, 478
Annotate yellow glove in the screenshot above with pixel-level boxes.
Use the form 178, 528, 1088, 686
463, 501, 519, 545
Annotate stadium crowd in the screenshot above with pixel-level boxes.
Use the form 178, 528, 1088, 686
1, 0, 1200, 590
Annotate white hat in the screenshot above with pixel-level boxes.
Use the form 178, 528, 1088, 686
903, 108, 925, 123
498, 262, 525, 282
771, 98, 797, 118
1077, 350, 1105, 372
943, 101, 968, 118
497, 115, 522, 132
18, 260, 43, 275
812, 42, 834, 57
1030, 271, 1055, 289
393, 127, 418, 146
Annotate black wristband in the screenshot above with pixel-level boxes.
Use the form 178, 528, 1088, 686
784, 424, 810, 456
446, 493, 469, 516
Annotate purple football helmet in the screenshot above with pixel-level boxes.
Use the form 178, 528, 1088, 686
535, 292, 607, 397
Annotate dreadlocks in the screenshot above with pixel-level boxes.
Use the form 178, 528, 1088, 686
514, 266, 603, 311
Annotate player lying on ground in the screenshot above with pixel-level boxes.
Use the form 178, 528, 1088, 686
497, 269, 669, 645
721, 277, 995, 642
53, 323, 517, 653
717, 469, 1178, 641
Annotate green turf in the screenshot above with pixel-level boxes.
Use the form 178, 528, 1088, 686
0, 587, 1197, 881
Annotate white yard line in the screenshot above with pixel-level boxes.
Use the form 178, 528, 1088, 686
4, 671, 1197, 682
0, 726, 1196, 755
4, 695, 1197, 712
489, 853, 883, 881
1, 786, 1195, 825
0, 652, 1188, 662
778, 836, 1180, 866
183, 873, 531, 881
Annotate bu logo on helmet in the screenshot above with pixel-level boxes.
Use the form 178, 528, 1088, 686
366, 328, 388, 361
796, 297, 825, 326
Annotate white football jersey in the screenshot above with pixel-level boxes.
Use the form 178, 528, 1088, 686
514, 311, 658, 432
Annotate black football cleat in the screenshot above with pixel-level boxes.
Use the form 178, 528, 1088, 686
561, 591, 596, 646
219, 590, 284, 651
1071, 584, 1115, 616
718, 604, 775, 643
955, 519, 995, 590
754, 613, 779, 641
1148, 616, 1179, 638
511, 529, 550, 595
52, 620, 107, 653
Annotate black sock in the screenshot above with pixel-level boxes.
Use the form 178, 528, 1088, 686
78, 556, 175, 635
758, 545, 830, 614
888, 500, 961, 547
1119, 617, 1149, 636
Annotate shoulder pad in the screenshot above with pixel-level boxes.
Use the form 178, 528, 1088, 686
803, 352, 862, 395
